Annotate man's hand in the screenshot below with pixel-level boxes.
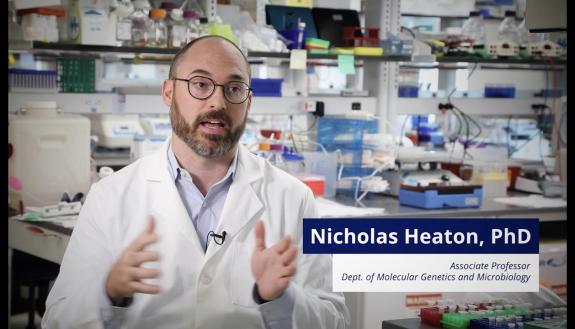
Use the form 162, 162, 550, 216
251, 220, 298, 301
106, 216, 161, 304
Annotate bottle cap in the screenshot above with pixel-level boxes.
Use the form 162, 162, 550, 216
504, 10, 516, 17
160, 1, 176, 10
469, 11, 481, 17
183, 10, 198, 19
149, 8, 167, 18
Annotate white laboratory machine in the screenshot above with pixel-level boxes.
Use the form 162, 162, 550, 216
140, 115, 172, 137
91, 114, 145, 148
8, 101, 91, 207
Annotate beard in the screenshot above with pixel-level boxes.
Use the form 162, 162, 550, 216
170, 100, 247, 159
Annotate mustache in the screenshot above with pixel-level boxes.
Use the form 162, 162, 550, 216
194, 110, 232, 128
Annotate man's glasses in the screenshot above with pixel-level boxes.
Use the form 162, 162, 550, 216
172, 76, 252, 104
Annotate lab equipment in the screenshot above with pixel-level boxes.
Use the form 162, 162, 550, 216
91, 114, 145, 149
140, 116, 172, 137
26, 201, 82, 218
9, 69, 59, 94
131, 134, 168, 161
398, 170, 483, 209
8, 101, 91, 207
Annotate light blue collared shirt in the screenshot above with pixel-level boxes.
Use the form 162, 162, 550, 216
167, 144, 238, 251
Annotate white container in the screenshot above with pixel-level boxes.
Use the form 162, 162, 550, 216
302, 151, 338, 197
130, 135, 167, 161
92, 114, 145, 149
8, 101, 91, 207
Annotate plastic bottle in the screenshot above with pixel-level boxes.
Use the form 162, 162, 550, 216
183, 10, 200, 43
130, 0, 151, 47
182, 0, 205, 19
498, 10, 520, 44
170, 8, 188, 47
461, 11, 486, 49
198, 17, 210, 37
115, 1, 134, 46
147, 8, 167, 47
160, 1, 185, 48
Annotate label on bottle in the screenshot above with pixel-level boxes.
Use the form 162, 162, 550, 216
117, 21, 132, 41
172, 25, 187, 47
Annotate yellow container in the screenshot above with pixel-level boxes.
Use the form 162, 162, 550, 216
354, 47, 384, 56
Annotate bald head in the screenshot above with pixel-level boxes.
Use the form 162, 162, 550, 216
168, 36, 251, 81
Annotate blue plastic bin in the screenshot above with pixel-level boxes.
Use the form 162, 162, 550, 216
250, 78, 283, 97
484, 85, 515, 98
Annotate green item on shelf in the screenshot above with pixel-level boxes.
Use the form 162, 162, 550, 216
58, 58, 96, 93
306, 37, 330, 48
207, 23, 237, 43
308, 49, 330, 54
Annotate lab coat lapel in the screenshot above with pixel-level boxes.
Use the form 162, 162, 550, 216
205, 145, 264, 259
147, 140, 205, 254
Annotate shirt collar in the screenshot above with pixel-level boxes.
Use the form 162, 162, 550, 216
167, 143, 239, 184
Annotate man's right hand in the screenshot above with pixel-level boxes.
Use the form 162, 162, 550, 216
105, 216, 161, 304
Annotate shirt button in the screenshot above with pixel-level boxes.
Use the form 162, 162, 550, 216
201, 275, 212, 285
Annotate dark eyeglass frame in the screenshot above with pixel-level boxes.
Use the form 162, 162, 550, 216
172, 75, 253, 104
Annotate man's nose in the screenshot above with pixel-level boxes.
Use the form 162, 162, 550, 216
206, 85, 227, 110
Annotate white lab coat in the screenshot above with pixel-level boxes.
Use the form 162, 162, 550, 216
42, 141, 349, 329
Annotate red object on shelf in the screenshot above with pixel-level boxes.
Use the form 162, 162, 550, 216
343, 26, 380, 47
17, 7, 66, 17
260, 129, 282, 139
419, 307, 443, 327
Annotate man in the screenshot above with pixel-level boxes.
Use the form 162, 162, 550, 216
42, 36, 349, 329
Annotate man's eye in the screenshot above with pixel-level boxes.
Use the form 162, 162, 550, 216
192, 81, 208, 89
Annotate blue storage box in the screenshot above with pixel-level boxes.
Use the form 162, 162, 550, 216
484, 85, 515, 98
317, 118, 379, 165
399, 185, 483, 209
398, 85, 419, 97
250, 78, 283, 97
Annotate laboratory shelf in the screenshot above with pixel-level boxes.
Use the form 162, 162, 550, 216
9, 41, 178, 55
395, 97, 558, 116
246, 51, 411, 62
9, 41, 411, 62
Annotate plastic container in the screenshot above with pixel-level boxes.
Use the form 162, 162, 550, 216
147, 8, 167, 47
250, 78, 283, 97
498, 10, 520, 44
183, 10, 200, 43
484, 84, 516, 98
461, 11, 486, 49
8, 102, 91, 207
317, 118, 378, 166
131, 134, 167, 161
9, 69, 59, 93
130, 0, 151, 47
398, 85, 419, 97
302, 151, 338, 197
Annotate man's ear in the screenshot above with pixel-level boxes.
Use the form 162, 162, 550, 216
162, 79, 174, 107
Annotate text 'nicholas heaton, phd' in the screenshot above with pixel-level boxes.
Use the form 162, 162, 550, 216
310, 227, 532, 247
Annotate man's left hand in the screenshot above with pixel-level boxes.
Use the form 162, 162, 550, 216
251, 220, 298, 301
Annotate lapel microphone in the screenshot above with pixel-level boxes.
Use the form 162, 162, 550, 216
207, 230, 227, 245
